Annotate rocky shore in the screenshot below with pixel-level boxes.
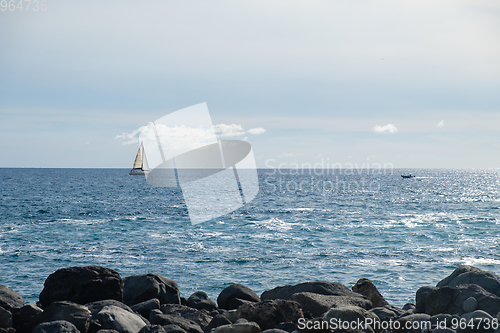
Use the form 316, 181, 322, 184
1, 265, 500, 333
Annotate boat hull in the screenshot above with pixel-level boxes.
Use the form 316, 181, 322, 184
129, 169, 149, 176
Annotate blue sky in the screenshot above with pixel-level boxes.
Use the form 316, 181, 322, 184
1, 0, 499, 168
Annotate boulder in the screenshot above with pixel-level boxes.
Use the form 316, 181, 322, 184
352, 278, 389, 308
211, 320, 260, 333
437, 266, 500, 297
217, 285, 260, 310
137, 326, 166, 333
463, 297, 477, 312
96, 331, 120, 333
261, 282, 361, 301
369, 307, 397, 322
296, 317, 331, 333
396, 313, 432, 331
162, 325, 187, 333
33, 320, 80, 333
160, 304, 212, 327
11, 303, 43, 333
237, 300, 303, 330
291, 292, 372, 317
149, 310, 202, 333
203, 314, 232, 333
39, 266, 123, 308
421, 285, 500, 316
131, 299, 160, 318
322, 306, 379, 331
86, 300, 134, 320
0, 307, 12, 328
123, 275, 180, 306
42, 301, 91, 333
0, 285, 24, 310
415, 286, 438, 313
261, 330, 288, 333
187, 292, 216, 311
97, 305, 147, 333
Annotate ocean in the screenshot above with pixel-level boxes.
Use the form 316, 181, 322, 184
1, 168, 499, 307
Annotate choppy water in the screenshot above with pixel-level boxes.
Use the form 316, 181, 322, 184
1, 168, 500, 307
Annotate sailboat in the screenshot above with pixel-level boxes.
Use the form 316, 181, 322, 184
129, 142, 150, 175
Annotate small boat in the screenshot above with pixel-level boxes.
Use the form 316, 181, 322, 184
129, 142, 150, 175
401, 174, 415, 179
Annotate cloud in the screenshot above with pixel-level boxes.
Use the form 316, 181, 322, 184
438, 120, 445, 128
213, 124, 245, 137
373, 124, 398, 134
247, 127, 266, 135
115, 125, 147, 145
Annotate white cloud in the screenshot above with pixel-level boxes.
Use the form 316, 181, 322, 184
213, 124, 245, 137
247, 127, 266, 135
373, 124, 398, 134
115, 125, 147, 145
438, 120, 445, 128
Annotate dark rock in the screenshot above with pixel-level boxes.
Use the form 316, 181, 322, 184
97, 305, 147, 333
415, 286, 437, 313
352, 278, 389, 308
369, 307, 397, 322
39, 266, 123, 308
149, 310, 202, 333
0, 328, 15, 333
96, 330, 120, 333
33, 320, 80, 333
437, 265, 500, 297
211, 320, 260, 333
422, 284, 500, 316
0, 307, 12, 329
180, 298, 187, 306
273, 322, 295, 332
0, 285, 24, 310
217, 284, 260, 310
462, 297, 477, 312
402, 303, 416, 311
430, 313, 453, 328
261, 282, 361, 301
187, 291, 217, 311
131, 299, 160, 318
261, 330, 288, 333
42, 301, 91, 333
123, 275, 180, 306
203, 314, 231, 333
160, 304, 211, 327
230, 298, 255, 310
86, 300, 134, 320
137, 326, 165, 333
162, 325, 187, 333
12, 303, 44, 333
291, 292, 372, 317
237, 300, 303, 330
433, 329, 456, 333
322, 306, 379, 331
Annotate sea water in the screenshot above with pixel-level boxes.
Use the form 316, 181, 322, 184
1, 168, 499, 306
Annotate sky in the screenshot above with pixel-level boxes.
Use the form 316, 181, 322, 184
1, 0, 499, 168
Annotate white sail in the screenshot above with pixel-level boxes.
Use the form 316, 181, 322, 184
141, 148, 149, 171
132, 143, 144, 170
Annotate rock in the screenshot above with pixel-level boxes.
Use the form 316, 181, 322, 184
432, 329, 455, 333
98, 305, 147, 333
456, 310, 494, 333
42, 301, 91, 333
295, 317, 330, 333
211, 321, 261, 333
261, 330, 288, 333
352, 278, 389, 308
291, 292, 372, 317
160, 304, 212, 327
131, 299, 160, 318
437, 266, 500, 297
415, 286, 437, 313
0, 285, 24, 310
123, 275, 180, 306
322, 306, 379, 331
96, 330, 120, 333
369, 307, 397, 322
187, 292, 216, 311
33, 320, 80, 333
261, 282, 362, 301
39, 266, 123, 308
203, 314, 232, 333
422, 285, 500, 316
463, 297, 477, 313
217, 285, 260, 310
0, 307, 12, 329
137, 326, 166, 333
11, 303, 43, 333
237, 300, 303, 330
402, 303, 416, 311
149, 311, 202, 333
86, 300, 135, 320
162, 325, 187, 333
430, 313, 454, 328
